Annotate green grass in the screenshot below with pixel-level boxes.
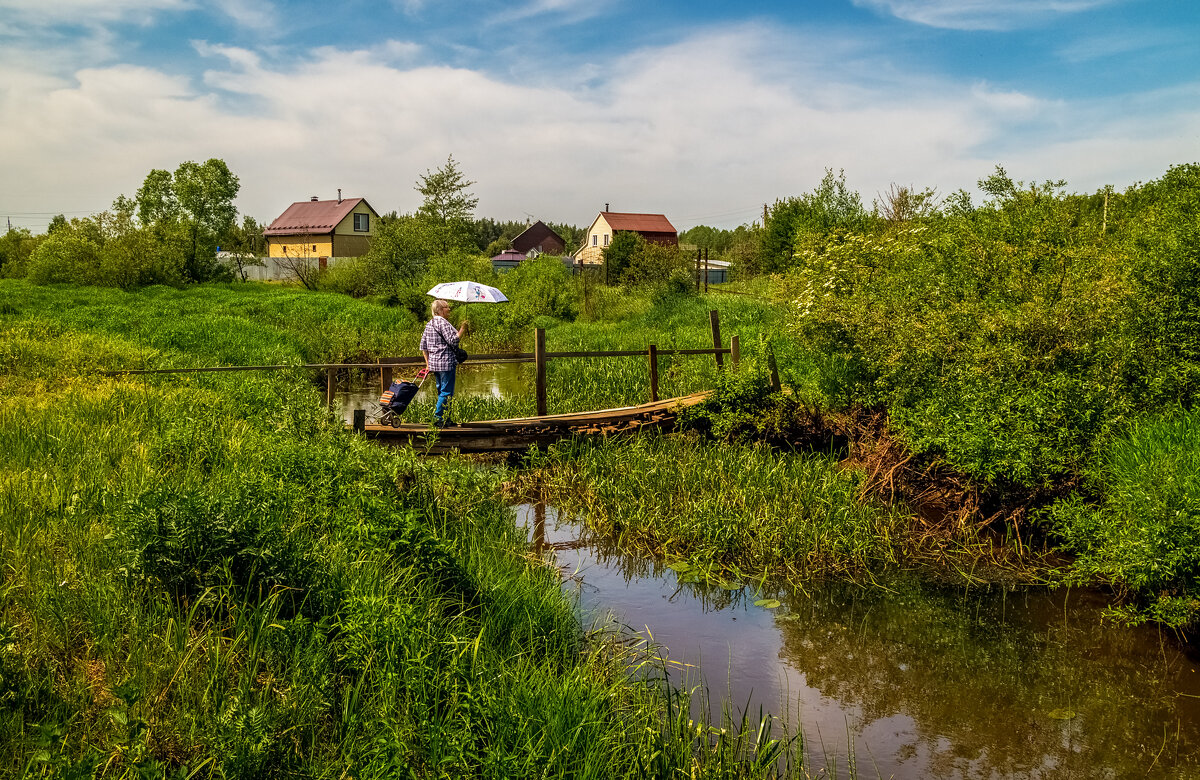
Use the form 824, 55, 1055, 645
1045, 408, 1200, 628
511, 432, 905, 580
0, 279, 831, 778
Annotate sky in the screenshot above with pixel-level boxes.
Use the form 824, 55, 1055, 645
1, 0, 1198, 233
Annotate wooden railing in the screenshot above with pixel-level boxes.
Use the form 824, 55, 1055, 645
102, 310, 758, 417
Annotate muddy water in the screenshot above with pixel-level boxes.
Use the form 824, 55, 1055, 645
333, 362, 526, 424
516, 503, 1200, 779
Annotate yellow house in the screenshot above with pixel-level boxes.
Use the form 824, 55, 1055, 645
576, 209, 678, 264
264, 195, 380, 259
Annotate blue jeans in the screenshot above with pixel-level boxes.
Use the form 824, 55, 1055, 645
433, 369, 456, 423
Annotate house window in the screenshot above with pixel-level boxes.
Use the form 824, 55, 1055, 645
354, 213, 369, 232
603, 233, 609, 246
592, 234, 598, 246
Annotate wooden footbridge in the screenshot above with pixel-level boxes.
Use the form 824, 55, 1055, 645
103, 311, 780, 454
359, 392, 711, 454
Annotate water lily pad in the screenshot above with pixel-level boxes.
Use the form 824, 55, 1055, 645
1047, 709, 1077, 721
717, 580, 740, 591
666, 562, 692, 573
754, 598, 781, 609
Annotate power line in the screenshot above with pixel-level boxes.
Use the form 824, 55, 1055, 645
674, 205, 763, 222
0, 209, 102, 216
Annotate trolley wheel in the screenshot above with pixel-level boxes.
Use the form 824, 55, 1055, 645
380, 410, 394, 427
390, 415, 402, 429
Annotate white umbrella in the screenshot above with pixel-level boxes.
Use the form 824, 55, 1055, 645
426, 280, 508, 303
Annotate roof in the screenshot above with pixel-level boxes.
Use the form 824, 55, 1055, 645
491, 250, 525, 262
601, 212, 677, 234
264, 197, 373, 236
511, 221, 565, 253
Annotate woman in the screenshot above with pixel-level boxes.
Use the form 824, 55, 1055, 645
419, 299, 467, 426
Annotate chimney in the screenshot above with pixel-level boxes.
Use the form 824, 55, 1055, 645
337, 188, 342, 204
604, 203, 609, 212
311, 196, 318, 202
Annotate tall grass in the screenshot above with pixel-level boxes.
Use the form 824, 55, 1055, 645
1046, 408, 1200, 628
511, 432, 905, 579
0, 279, 830, 778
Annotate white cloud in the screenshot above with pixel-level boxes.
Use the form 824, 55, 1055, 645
851, 0, 1118, 31
488, 0, 610, 26
0, 24, 1195, 233
0, 0, 192, 26
211, 0, 275, 30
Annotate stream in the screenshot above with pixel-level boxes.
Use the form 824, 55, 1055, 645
338, 370, 1200, 777
516, 503, 1200, 779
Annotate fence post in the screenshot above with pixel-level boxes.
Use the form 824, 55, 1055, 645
730, 334, 739, 370
704, 248, 709, 294
380, 361, 393, 393
648, 344, 659, 402
352, 408, 366, 432
767, 345, 782, 392
709, 310, 724, 370
535, 327, 547, 417
325, 367, 335, 410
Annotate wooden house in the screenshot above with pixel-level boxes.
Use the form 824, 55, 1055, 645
511, 221, 566, 257
264, 195, 380, 260
575, 209, 677, 264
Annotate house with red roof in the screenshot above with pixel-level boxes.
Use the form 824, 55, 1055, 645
511, 221, 566, 258
575, 208, 678, 264
264, 194, 380, 260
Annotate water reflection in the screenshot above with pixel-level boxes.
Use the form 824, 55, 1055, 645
516, 503, 1200, 779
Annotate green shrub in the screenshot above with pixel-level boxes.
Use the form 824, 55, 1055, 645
1046, 409, 1200, 629
26, 231, 103, 285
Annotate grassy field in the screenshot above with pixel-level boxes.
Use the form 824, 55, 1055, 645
0, 279, 830, 778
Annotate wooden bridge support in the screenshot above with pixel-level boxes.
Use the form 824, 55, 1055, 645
710, 310, 724, 370
325, 368, 335, 409
535, 327, 548, 417
648, 344, 659, 402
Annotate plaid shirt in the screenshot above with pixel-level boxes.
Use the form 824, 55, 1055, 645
419, 315, 461, 371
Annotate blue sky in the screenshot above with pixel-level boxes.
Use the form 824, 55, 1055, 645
1, 0, 1197, 232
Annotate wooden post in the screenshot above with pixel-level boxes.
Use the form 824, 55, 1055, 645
767, 345, 782, 392
535, 327, 547, 417
648, 344, 659, 402
380, 361, 393, 393
325, 368, 335, 409
709, 310, 724, 370
730, 334, 740, 370
352, 409, 366, 432
703, 248, 709, 294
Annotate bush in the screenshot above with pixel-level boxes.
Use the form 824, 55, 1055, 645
318, 257, 375, 298
1046, 409, 1200, 629
26, 231, 103, 285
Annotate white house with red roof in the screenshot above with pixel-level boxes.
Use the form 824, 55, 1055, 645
575, 208, 678, 264
264, 194, 380, 260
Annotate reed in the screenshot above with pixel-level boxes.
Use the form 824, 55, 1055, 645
512, 432, 906, 580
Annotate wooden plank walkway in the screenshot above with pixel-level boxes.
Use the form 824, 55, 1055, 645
355, 392, 710, 453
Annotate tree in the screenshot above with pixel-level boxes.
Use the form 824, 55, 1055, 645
415, 155, 478, 254
134, 159, 240, 282
416, 155, 478, 224
601, 231, 641, 284
135, 168, 179, 226
0, 227, 38, 278
757, 169, 871, 273
220, 216, 267, 282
